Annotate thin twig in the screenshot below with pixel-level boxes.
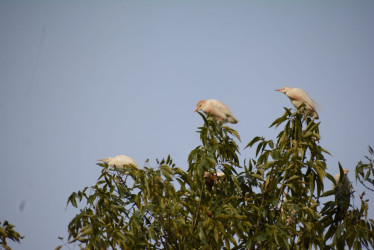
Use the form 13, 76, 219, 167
192, 186, 204, 235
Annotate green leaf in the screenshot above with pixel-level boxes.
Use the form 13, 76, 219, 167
245, 136, 263, 149
250, 173, 264, 181
269, 110, 289, 128
286, 175, 300, 183
161, 164, 173, 180
67, 193, 78, 208
321, 190, 335, 198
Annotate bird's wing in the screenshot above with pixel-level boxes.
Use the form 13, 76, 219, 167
311, 99, 321, 110
110, 155, 138, 168
289, 88, 318, 110
209, 99, 234, 116
120, 155, 139, 168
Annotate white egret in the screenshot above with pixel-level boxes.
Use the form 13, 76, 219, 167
194, 99, 238, 124
97, 155, 138, 174
276, 87, 319, 119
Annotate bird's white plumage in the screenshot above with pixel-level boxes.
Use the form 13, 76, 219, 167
97, 155, 138, 173
195, 99, 238, 124
215, 172, 226, 178
276, 86, 319, 119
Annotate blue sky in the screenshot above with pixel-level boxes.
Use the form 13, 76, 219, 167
1, 1, 374, 249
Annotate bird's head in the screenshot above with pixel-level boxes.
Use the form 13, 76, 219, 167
275, 86, 291, 94
194, 100, 207, 112
343, 168, 349, 175
97, 157, 110, 163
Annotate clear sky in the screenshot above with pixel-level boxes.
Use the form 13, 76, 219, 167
1, 1, 374, 249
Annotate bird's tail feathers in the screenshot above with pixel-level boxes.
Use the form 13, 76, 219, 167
312, 99, 322, 110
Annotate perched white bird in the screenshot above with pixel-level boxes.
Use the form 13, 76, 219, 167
97, 155, 138, 174
276, 87, 319, 119
333, 168, 351, 219
194, 99, 238, 124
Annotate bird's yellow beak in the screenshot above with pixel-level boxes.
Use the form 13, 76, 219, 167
97, 158, 105, 162
275, 89, 282, 92
194, 107, 199, 112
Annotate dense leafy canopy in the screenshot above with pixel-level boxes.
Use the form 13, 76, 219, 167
60, 108, 374, 249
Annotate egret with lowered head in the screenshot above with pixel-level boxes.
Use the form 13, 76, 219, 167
276, 87, 319, 119
194, 99, 238, 124
97, 155, 138, 174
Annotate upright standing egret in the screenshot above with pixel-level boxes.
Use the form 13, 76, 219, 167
276, 87, 319, 119
333, 168, 351, 220
194, 99, 238, 124
97, 155, 138, 174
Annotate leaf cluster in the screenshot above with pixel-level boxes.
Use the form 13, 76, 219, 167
0, 220, 24, 250
355, 146, 374, 192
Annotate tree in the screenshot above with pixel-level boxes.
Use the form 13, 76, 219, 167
61, 108, 374, 249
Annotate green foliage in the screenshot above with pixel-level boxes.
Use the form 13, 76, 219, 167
61, 108, 374, 249
0, 220, 24, 250
355, 146, 374, 192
